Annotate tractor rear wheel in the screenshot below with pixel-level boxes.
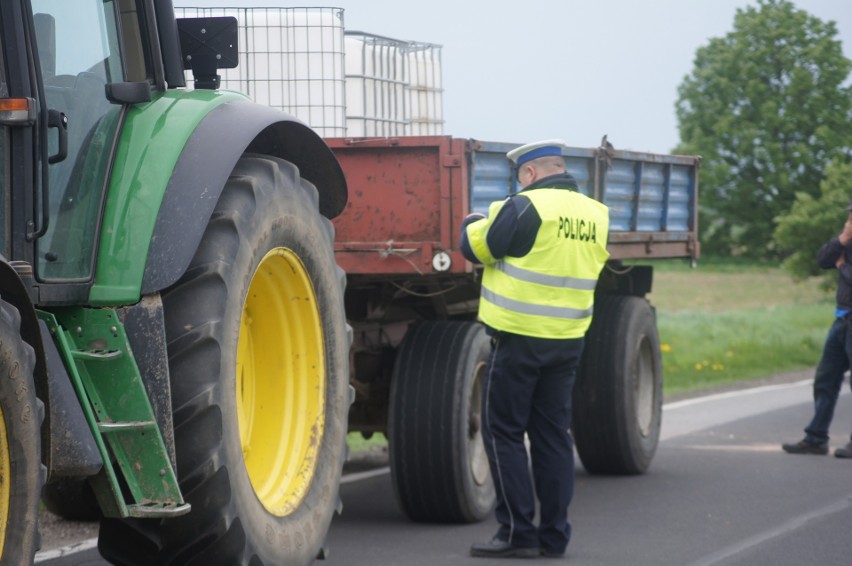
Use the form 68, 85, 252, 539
0, 298, 42, 563
99, 155, 349, 565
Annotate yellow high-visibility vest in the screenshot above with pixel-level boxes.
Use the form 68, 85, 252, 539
466, 188, 610, 339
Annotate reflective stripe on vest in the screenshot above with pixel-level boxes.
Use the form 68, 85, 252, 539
495, 260, 598, 291
481, 287, 594, 319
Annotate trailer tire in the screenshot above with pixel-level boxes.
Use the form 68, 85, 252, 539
573, 295, 661, 474
389, 321, 495, 523
0, 299, 43, 564
98, 155, 349, 565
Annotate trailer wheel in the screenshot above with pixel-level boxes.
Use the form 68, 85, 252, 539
389, 321, 495, 523
573, 295, 662, 474
99, 155, 349, 565
0, 299, 43, 563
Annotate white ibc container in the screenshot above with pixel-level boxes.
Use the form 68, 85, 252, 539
344, 32, 407, 137
174, 6, 346, 137
404, 43, 443, 135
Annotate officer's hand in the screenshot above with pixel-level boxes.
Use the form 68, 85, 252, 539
837, 254, 846, 269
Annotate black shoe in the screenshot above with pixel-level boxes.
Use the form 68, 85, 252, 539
540, 548, 566, 559
835, 441, 852, 458
782, 439, 828, 455
470, 538, 540, 558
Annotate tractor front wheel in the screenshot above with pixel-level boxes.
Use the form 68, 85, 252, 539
0, 298, 42, 563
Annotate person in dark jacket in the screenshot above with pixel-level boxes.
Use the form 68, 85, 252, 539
782, 201, 852, 457
461, 140, 609, 558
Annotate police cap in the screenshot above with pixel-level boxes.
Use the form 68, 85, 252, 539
507, 139, 570, 166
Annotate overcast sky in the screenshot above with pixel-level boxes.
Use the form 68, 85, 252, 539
176, 0, 852, 154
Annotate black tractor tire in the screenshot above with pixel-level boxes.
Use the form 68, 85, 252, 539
0, 298, 43, 563
98, 155, 350, 565
573, 295, 662, 474
389, 321, 495, 523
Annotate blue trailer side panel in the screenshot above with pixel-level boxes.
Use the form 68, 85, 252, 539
467, 139, 699, 260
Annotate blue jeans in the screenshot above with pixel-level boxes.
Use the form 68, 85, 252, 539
805, 317, 852, 444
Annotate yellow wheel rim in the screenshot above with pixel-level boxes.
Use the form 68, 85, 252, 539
0, 405, 9, 557
237, 248, 325, 516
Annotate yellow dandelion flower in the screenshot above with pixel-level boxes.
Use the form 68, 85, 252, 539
661, 344, 672, 353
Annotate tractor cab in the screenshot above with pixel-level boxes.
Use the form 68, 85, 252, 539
0, 0, 170, 304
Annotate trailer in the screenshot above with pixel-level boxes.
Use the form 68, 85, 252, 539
328, 135, 700, 522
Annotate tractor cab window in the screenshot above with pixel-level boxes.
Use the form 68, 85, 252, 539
31, 0, 125, 281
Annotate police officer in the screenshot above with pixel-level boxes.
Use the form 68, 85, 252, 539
461, 140, 610, 558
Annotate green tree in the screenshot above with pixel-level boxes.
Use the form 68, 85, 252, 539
675, 0, 851, 259
775, 159, 852, 282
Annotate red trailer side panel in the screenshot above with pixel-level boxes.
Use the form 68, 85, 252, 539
327, 136, 472, 275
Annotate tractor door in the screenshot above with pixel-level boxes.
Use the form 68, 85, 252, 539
30, 0, 134, 302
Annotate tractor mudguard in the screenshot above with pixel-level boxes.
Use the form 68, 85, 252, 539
140, 100, 348, 295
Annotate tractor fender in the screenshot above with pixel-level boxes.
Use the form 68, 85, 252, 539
141, 101, 348, 295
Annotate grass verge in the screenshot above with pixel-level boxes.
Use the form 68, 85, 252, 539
658, 303, 830, 395
647, 260, 832, 396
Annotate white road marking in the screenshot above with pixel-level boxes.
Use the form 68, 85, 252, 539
340, 466, 390, 484
660, 378, 841, 442
35, 538, 98, 563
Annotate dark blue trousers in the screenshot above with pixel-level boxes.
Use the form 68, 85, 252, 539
481, 331, 584, 554
805, 316, 852, 444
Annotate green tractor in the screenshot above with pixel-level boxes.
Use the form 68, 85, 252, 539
0, 0, 350, 563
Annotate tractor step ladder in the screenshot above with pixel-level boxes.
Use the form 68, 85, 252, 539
38, 309, 190, 519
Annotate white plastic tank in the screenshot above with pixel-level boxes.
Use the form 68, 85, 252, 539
174, 7, 346, 137
403, 42, 443, 135
344, 32, 407, 137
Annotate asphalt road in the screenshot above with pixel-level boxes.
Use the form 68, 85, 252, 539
37, 374, 852, 565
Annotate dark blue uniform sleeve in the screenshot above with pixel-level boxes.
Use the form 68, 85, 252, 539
485, 195, 542, 259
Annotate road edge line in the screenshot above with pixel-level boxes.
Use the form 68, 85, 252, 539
663, 379, 813, 411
